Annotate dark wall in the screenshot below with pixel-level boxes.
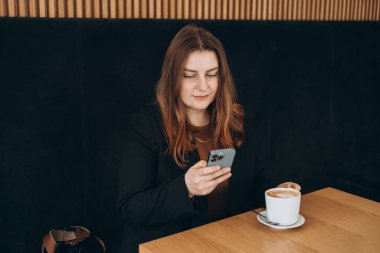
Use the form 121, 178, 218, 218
0, 19, 379, 253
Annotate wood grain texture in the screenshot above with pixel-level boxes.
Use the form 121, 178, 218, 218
140, 188, 380, 253
0, 0, 379, 20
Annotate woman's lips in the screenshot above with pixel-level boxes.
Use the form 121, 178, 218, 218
193, 95, 209, 100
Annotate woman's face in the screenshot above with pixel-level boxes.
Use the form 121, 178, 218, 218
180, 50, 219, 115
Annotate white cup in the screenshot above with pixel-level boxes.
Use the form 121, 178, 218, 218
265, 187, 301, 226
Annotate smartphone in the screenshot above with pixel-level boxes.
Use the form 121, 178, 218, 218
207, 148, 236, 168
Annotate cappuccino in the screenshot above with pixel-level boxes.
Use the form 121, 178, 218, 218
267, 190, 299, 198
265, 188, 301, 225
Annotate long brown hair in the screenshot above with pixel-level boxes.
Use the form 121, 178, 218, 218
156, 24, 245, 168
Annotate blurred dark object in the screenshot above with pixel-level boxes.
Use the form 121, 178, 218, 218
42, 226, 106, 253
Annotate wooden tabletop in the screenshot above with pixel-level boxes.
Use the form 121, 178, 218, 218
139, 187, 380, 253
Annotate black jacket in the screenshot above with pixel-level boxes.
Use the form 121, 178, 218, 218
118, 105, 259, 253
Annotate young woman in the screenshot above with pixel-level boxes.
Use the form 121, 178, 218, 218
118, 24, 300, 253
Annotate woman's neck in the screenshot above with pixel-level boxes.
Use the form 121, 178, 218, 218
187, 109, 210, 127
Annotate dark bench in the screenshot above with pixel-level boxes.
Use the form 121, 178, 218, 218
1, 19, 379, 253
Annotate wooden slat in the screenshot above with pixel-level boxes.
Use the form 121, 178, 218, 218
215, 0, 221, 19
276, 0, 282, 20
228, 0, 233, 19
148, 0, 154, 18
160, 0, 166, 18
109, 0, 116, 18
183, 0, 188, 19
364, 0, 369, 20
202, 0, 208, 19
368, 0, 372, 20
373, 0, 378, 20
18, 0, 26, 17
209, 0, 214, 19
125, 0, 132, 18
100, 0, 107, 18
244, 0, 249, 19
132, 0, 138, 18
0, 0, 5, 16
262, 0, 267, 19
56, 0, 64, 17
317, 0, 322, 20
168, 0, 174, 19
197, 0, 202, 19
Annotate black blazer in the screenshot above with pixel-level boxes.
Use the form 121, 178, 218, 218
118, 105, 260, 253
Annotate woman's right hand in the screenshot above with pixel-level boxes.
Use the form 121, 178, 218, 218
184, 160, 232, 197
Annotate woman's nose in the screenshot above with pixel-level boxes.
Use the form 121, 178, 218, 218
198, 76, 208, 91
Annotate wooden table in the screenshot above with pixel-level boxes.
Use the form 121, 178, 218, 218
139, 187, 380, 253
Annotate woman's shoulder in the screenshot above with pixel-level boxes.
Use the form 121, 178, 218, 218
128, 103, 165, 147
129, 103, 161, 126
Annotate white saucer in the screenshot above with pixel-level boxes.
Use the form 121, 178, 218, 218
256, 210, 305, 230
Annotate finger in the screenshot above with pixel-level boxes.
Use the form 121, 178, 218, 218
205, 172, 232, 189
193, 160, 208, 169
201, 165, 221, 175
293, 183, 302, 191
205, 167, 231, 181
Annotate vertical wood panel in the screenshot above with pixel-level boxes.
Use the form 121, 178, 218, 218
18, 0, 26, 17
258, 0, 262, 19
363, 0, 368, 20
0, 0, 6, 16
169, 0, 175, 18
84, 0, 90, 18
216, 0, 222, 19
315, 0, 319, 19
277, 0, 282, 19
228, 0, 233, 19
368, 0, 373, 20
234, 0, 239, 19
222, 0, 227, 19
125, 0, 132, 18
133, 0, 139, 18
239, 0, 244, 19
109, 0, 116, 18
57, 0, 65, 17
176, 0, 182, 18
1, 0, 380, 20
373, 0, 378, 20
373, 0, 377, 20
189, 0, 195, 19
183, 0, 188, 19
262, 0, 268, 20
208, 0, 214, 19
197, 0, 202, 19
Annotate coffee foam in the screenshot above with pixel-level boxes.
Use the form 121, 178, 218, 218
267, 189, 299, 198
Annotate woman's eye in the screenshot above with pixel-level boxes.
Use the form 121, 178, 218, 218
206, 74, 218, 77
184, 75, 196, 79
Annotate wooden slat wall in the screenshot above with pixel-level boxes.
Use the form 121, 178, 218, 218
0, 0, 379, 20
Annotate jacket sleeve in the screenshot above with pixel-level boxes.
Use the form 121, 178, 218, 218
117, 109, 198, 226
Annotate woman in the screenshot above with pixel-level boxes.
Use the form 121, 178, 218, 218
118, 24, 300, 253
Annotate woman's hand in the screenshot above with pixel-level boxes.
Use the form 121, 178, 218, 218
277, 182, 302, 191
185, 160, 232, 197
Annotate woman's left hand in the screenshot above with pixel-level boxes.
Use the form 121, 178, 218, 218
277, 182, 301, 191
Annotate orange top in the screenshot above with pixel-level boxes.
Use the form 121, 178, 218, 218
191, 124, 229, 221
